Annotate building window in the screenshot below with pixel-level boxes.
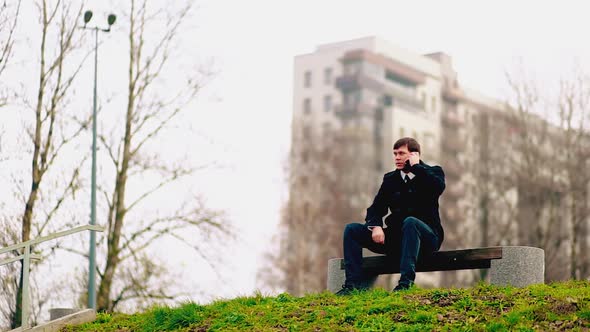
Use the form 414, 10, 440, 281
431, 96, 437, 112
322, 122, 331, 134
302, 151, 309, 163
324, 67, 332, 85
301, 175, 309, 186
303, 202, 310, 218
343, 91, 361, 107
383, 95, 393, 106
375, 108, 383, 121
304, 71, 312, 88
323, 95, 332, 112
303, 125, 311, 139
424, 132, 434, 150
303, 98, 311, 114
353, 90, 362, 105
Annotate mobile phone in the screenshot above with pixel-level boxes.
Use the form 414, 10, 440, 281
402, 160, 412, 172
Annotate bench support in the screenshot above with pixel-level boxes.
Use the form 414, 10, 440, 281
489, 246, 544, 287
327, 258, 380, 293
327, 258, 347, 293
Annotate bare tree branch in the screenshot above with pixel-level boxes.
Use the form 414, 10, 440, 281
37, 156, 86, 235
0, 1, 21, 106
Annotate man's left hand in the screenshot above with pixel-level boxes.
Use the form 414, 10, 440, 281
409, 151, 420, 166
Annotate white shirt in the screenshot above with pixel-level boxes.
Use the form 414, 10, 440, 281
400, 170, 415, 181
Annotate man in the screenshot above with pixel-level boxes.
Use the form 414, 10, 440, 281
337, 137, 445, 294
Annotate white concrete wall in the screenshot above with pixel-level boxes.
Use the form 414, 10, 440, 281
373, 36, 441, 79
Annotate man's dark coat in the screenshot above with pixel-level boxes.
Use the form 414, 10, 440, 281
365, 161, 446, 245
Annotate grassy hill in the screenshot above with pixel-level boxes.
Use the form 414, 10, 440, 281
63, 280, 590, 331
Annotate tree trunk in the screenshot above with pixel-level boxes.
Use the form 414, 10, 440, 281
570, 197, 578, 280
13, 1, 49, 325
96, 94, 134, 311
479, 194, 489, 281
96, 0, 137, 310
580, 212, 589, 278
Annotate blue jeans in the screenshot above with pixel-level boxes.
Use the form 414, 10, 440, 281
342, 217, 440, 287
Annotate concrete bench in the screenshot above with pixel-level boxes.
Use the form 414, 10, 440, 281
327, 246, 544, 292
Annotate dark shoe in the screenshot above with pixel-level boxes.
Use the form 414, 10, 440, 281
393, 282, 413, 292
336, 284, 366, 296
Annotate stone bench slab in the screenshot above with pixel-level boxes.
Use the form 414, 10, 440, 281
327, 246, 544, 293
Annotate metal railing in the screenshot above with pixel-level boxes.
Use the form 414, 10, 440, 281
0, 224, 104, 329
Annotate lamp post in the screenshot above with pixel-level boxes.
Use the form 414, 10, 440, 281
81, 10, 116, 310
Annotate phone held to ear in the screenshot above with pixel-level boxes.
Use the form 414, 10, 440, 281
402, 160, 412, 172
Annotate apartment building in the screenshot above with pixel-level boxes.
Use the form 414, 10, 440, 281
293, 37, 443, 167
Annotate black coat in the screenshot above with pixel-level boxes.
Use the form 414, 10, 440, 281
365, 161, 445, 245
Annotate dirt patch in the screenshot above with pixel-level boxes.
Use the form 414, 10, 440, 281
404, 294, 461, 307
190, 325, 210, 332
435, 296, 460, 307
390, 311, 408, 322
550, 301, 577, 315
475, 293, 508, 302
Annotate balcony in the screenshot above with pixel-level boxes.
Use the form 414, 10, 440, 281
441, 111, 464, 127
334, 103, 376, 120
336, 73, 424, 112
441, 127, 461, 143
340, 49, 426, 85
441, 118, 464, 143
442, 85, 464, 103
442, 139, 465, 158
384, 81, 425, 112
336, 72, 385, 93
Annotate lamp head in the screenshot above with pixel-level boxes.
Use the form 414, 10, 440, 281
107, 14, 116, 26
83, 10, 93, 24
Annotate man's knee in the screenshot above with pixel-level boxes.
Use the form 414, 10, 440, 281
402, 217, 419, 231
344, 222, 364, 238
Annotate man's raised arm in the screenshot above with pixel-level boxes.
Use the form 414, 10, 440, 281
410, 163, 445, 197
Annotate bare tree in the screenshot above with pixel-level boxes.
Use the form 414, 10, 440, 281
465, 107, 519, 282
9, 0, 89, 328
1, 0, 224, 323
504, 67, 578, 282
557, 69, 590, 279
438, 102, 472, 287
92, 0, 225, 312
269, 117, 376, 295
0, 0, 21, 107
0, 217, 20, 330
440, 67, 580, 286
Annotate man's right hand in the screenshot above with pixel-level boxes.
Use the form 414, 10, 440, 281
372, 226, 385, 244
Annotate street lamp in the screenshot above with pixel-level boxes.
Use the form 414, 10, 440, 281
81, 10, 116, 310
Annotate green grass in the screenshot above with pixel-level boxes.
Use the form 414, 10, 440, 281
62, 280, 590, 331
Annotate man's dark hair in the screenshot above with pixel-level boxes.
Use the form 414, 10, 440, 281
394, 137, 421, 154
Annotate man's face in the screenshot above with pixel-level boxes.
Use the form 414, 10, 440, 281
393, 145, 411, 170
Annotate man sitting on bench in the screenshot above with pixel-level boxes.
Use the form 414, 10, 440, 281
337, 137, 446, 295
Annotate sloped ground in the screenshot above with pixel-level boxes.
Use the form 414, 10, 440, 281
63, 280, 590, 331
